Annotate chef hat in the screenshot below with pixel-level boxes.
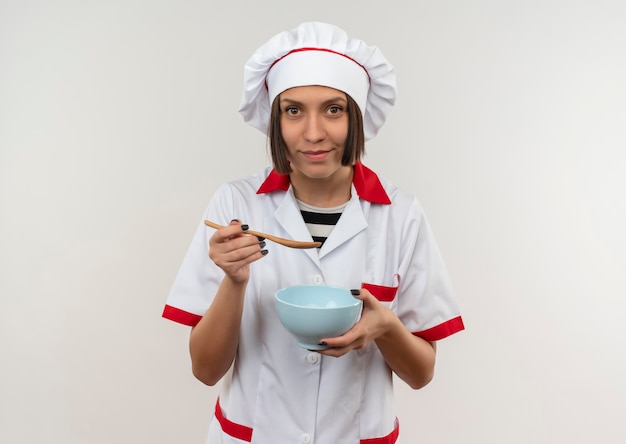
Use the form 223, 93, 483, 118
239, 22, 396, 141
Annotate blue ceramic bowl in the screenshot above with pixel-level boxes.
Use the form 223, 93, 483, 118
275, 285, 363, 350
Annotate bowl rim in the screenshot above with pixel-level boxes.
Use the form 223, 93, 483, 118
275, 284, 362, 310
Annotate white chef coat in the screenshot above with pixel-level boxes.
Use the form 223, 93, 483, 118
163, 162, 464, 443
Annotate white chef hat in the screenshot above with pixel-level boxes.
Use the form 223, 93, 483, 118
239, 22, 396, 141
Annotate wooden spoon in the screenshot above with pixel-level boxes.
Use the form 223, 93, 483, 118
204, 220, 322, 249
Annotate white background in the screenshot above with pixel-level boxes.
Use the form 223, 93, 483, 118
1, 1, 625, 443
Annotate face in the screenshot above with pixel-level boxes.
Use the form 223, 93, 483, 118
279, 85, 349, 181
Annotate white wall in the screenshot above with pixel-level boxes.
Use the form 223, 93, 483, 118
1, 1, 625, 442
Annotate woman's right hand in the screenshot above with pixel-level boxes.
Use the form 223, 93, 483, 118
193, 219, 266, 385
208, 219, 267, 284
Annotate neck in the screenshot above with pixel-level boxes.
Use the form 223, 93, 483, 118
290, 166, 353, 208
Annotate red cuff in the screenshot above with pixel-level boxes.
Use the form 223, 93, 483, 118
162, 305, 202, 327
413, 316, 465, 341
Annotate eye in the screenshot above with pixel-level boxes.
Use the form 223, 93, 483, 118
284, 106, 300, 116
327, 105, 343, 115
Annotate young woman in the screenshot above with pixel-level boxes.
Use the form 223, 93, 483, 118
163, 22, 464, 444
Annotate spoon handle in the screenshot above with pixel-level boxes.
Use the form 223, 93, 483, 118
204, 220, 321, 249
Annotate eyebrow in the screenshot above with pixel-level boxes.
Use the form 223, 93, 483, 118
280, 96, 348, 107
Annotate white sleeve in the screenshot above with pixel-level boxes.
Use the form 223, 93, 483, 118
395, 198, 464, 341
162, 183, 234, 326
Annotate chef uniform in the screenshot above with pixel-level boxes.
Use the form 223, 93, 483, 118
163, 22, 464, 444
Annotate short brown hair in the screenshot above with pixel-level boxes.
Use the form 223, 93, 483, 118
268, 93, 365, 174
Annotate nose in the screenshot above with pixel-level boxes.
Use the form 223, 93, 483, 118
303, 114, 325, 143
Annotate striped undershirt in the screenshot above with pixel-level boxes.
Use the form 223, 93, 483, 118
296, 199, 348, 248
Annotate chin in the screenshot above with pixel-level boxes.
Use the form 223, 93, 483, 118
298, 164, 341, 180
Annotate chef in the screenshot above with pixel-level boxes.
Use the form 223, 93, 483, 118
163, 21, 464, 443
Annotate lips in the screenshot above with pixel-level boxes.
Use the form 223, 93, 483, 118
301, 150, 331, 161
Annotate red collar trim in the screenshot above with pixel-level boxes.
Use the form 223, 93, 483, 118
256, 162, 391, 205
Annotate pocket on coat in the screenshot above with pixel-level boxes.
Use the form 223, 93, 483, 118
361, 280, 398, 302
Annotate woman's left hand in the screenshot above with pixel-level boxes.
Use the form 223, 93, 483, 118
316, 289, 393, 358
317, 288, 437, 389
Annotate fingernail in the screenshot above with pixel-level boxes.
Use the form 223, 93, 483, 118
259, 241, 266, 248
231, 219, 240, 223
257, 236, 265, 241
261, 249, 269, 255
318, 341, 327, 346
241, 224, 249, 231
351, 289, 360, 296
